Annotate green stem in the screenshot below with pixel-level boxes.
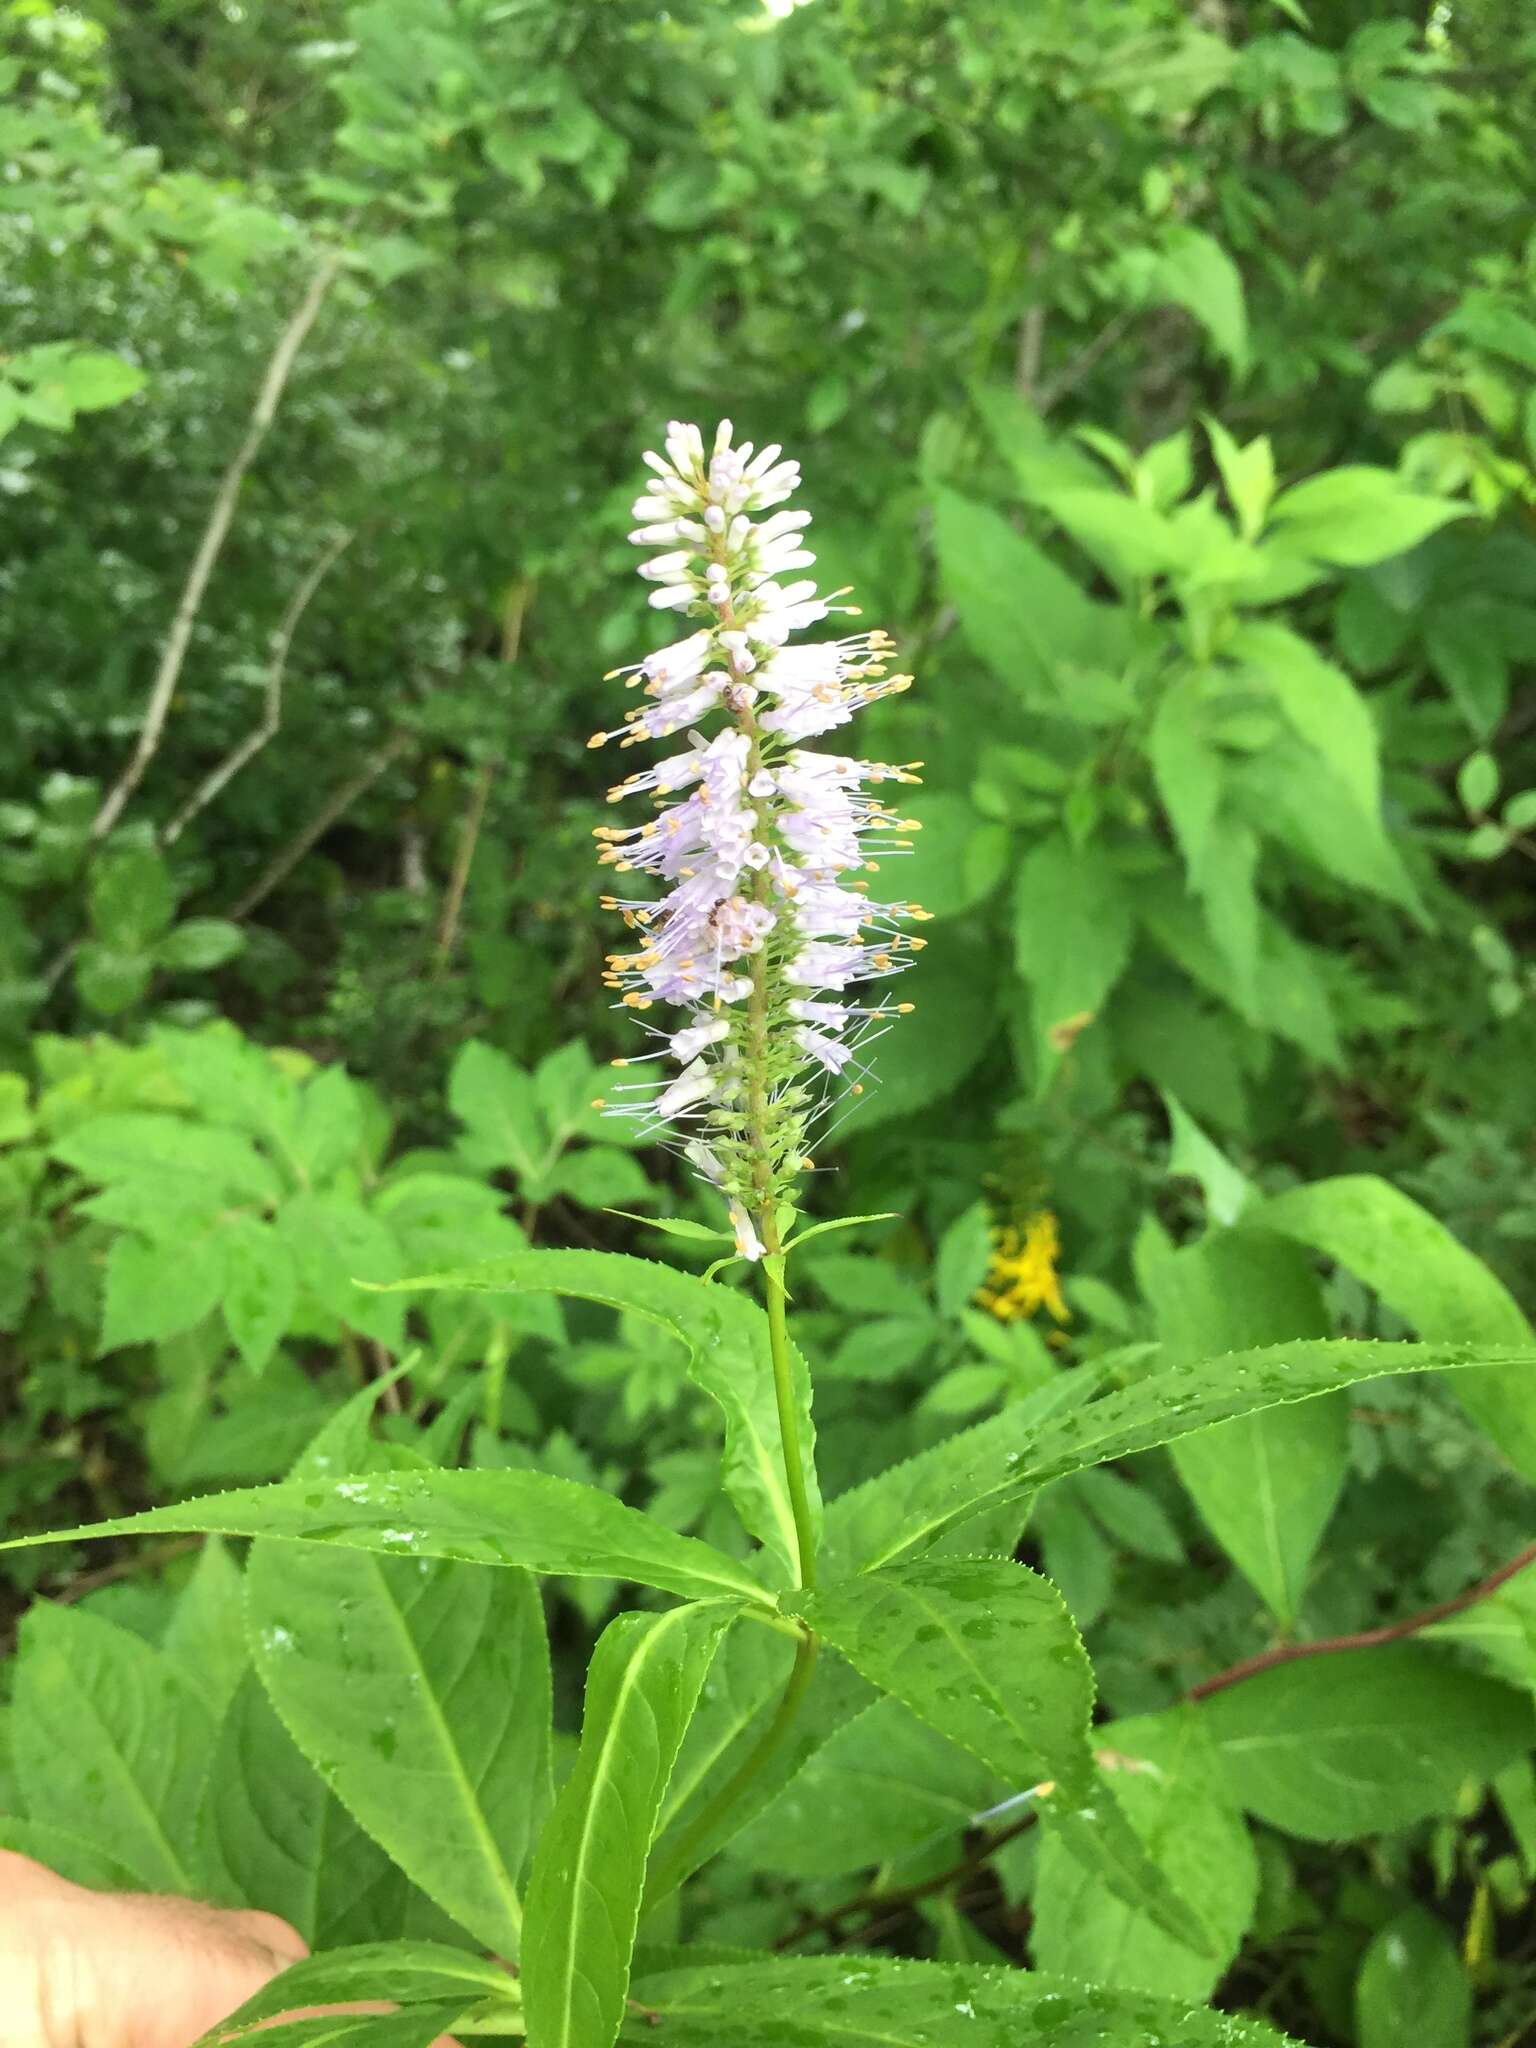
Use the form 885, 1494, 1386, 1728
761, 1235, 818, 1593
644, 1627, 819, 1908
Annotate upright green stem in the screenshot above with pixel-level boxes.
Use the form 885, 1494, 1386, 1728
644, 1626, 819, 1908
760, 1232, 818, 1593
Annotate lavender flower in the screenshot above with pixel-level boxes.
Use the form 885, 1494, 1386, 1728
590, 420, 927, 1259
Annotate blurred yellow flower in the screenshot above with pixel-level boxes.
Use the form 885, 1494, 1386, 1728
977, 1211, 1069, 1325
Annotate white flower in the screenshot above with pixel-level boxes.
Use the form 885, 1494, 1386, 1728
593, 420, 926, 1244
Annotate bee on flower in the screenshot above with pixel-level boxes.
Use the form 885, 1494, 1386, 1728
588, 420, 929, 1259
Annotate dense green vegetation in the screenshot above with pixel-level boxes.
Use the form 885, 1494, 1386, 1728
3, 1, 1536, 2043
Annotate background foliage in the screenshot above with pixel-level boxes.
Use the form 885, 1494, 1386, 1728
3, 0, 1536, 2043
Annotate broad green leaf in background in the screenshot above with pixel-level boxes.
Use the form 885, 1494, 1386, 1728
898, 791, 1010, 920
1265, 464, 1467, 566
277, 1189, 405, 1349
1152, 225, 1249, 372
1355, 1906, 1472, 2048
51, 1112, 279, 1204
10, 1604, 213, 1894
623, 1953, 1298, 2046
1253, 1174, 1536, 1479
1233, 620, 1382, 817
163, 1536, 249, 1718
0, 1468, 774, 1609
220, 1215, 298, 1373
840, 925, 998, 1130
394, 1249, 819, 1580
785, 1560, 1208, 1951
1149, 1231, 1343, 1624
248, 1542, 551, 1956
1031, 1708, 1258, 1999
1015, 834, 1134, 1089
100, 1227, 226, 1350
450, 1039, 545, 1181
731, 1695, 1003, 1878
522, 1602, 733, 2048
202, 1671, 410, 1948
0, 1818, 141, 1893
831, 1339, 1536, 1573
1199, 1646, 1535, 1838
1149, 678, 1222, 883
931, 487, 1109, 704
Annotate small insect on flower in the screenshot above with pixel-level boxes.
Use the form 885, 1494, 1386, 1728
592, 419, 927, 1257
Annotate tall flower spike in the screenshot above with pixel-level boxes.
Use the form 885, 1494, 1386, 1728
592, 420, 927, 1260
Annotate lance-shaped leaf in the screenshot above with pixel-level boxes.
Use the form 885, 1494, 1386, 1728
1252, 1174, 1536, 1479
205, 1941, 513, 2033
624, 1952, 1298, 2046
832, 1341, 1536, 1573
522, 1602, 734, 2048
247, 1542, 551, 1957
209, 2009, 466, 2048
387, 1251, 819, 1580
0, 1467, 773, 1611
785, 1560, 1209, 1952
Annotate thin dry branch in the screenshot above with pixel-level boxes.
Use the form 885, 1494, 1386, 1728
432, 574, 534, 973
92, 249, 344, 844
226, 729, 411, 922
160, 527, 354, 846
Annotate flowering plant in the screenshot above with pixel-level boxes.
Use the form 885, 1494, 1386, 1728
2, 427, 1532, 2048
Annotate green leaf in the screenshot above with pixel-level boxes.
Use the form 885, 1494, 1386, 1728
1457, 750, 1500, 814
157, 917, 246, 971
220, 1215, 298, 1374
1355, 1906, 1471, 2048
932, 487, 1114, 704
1253, 1176, 1536, 1480
1041, 488, 1186, 583
74, 941, 153, 1016
54, 349, 148, 412
523, 1602, 733, 2048
1163, 1093, 1256, 1227
0, 1468, 773, 1608
101, 1228, 226, 1350
393, 1250, 819, 1582
0, 1818, 141, 1893
1200, 1646, 1534, 1838
209, 2006, 469, 2047
11, 1603, 213, 1894
899, 791, 1009, 920
1233, 620, 1382, 818
625, 1953, 1297, 2046
278, 1189, 404, 1347
51, 1113, 280, 1204
840, 926, 997, 1129
1149, 680, 1222, 883
1032, 1707, 1257, 1999
1153, 226, 1249, 372
89, 844, 176, 947
828, 1340, 1536, 1573
1015, 834, 1133, 1088
204, 1941, 511, 2032
547, 1145, 656, 1210
248, 1541, 549, 1956
731, 1695, 1001, 1877
450, 1039, 546, 1181
1150, 1233, 1342, 1624
1266, 465, 1467, 566
1204, 418, 1275, 539
785, 1560, 1209, 1951
202, 1670, 409, 1947
164, 1536, 249, 1718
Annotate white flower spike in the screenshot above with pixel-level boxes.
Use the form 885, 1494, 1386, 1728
592, 420, 927, 1256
